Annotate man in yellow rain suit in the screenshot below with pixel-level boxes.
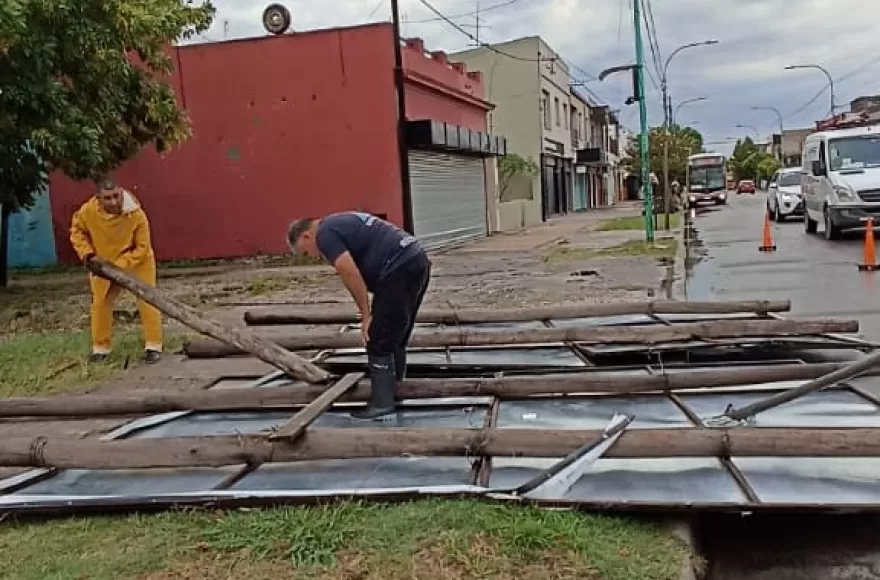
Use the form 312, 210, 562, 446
69, 179, 163, 364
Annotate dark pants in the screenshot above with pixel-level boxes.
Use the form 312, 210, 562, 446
367, 252, 431, 366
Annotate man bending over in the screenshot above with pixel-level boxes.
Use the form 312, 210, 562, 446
288, 212, 431, 420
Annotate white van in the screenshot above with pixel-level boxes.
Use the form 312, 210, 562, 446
802, 123, 880, 240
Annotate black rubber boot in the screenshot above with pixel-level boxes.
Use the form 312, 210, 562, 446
393, 347, 407, 403
394, 347, 407, 381
351, 354, 398, 420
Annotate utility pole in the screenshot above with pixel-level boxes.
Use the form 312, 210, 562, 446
633, 0, 654, 242
661, 90, 671, 230
660, 40, 718, 230
391, 0, 414, 233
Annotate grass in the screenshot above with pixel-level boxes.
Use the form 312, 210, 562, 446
0, 500, 688, 580
0, 328, 184, 397
599, 214, 681, 231
543, 238, 679, 263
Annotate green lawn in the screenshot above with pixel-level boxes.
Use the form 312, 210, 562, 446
543, 238, 678, 263
0, 501, 688, 580
0, 329, 183, 397
599, 215, 681, 231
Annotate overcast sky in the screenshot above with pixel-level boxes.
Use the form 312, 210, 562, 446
196, 0, 880, 156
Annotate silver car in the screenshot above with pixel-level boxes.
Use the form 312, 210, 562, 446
767, 167, 806, 222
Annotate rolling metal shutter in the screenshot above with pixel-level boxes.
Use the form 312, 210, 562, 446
408, 151, 488, 250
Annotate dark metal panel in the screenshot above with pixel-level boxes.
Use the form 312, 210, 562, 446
229, 458, 475, 492
127, 406, 488, 439
322, 346, 589, 369
678, 388, 880, 427
489, 458, 747, 504
495, 397, 693, 430
733, 458, 880, 505
11, 467, 240, 497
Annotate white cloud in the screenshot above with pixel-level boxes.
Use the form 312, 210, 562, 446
196, 0, 880, 148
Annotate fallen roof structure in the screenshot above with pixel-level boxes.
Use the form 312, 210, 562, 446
4, 259, 880, 516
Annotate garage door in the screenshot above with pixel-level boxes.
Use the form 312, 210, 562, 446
408, 151, 488, 250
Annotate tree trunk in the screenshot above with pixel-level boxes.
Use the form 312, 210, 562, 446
0, 362, 865, 418
185, 318, 859, 358
4, 427, 880, 469
87, 257, 332, 383
244, 299, 792, 326
0, 204, 11, 289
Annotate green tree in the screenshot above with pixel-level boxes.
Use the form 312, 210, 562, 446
0, 0, 215, 286
729, 137, 780, 183
497, 153, 539, 201
623, 125, 704, 189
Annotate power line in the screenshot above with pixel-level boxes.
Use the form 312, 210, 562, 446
364, 0, 385, 20
784, 54, 880, 120
407, 0, 524, 24
416, 0, 547, 62
640, 0, 663, 75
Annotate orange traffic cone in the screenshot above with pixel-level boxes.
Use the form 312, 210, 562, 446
859, 217, 878, 271
758, 213, 776, 252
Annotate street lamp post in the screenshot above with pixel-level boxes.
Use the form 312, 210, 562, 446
661, 40, 718, 229
785, 64, 836, 115
734, 125, 762, 186
673, 97, 707, 125
751, 106, 784, 162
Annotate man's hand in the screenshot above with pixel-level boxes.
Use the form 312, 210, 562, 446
83, 253, 96, 269
360, 313, 372, 346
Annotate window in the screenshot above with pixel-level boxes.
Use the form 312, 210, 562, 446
828, 136, 880, 170
542, 91, 551, 130
778, 171, 805, 187
563, 104, 569, 129
554, 97, 560, 127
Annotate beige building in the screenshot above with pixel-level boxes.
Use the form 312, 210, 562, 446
452, 36, 576, 230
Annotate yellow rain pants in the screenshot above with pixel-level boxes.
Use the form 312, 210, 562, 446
69, 192, 163, 354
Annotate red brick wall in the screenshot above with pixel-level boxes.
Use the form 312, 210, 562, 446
51, 24, 401, 263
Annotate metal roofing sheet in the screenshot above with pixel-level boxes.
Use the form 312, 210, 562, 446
489, 457, 747, 504
3, 322, 880, 514
495, 397, 693, 430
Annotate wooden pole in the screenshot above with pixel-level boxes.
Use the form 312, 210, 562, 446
86, 258, 332, 384
184, 318, 859, 358
268, 372, 363, 441
243, 299, 792, 326
0, 363, 867, 418
5, 427, 880, 469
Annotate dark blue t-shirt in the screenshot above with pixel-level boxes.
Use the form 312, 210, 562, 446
316, 212, 423, 291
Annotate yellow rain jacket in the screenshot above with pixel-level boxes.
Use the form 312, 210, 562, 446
69, 191, 163, 354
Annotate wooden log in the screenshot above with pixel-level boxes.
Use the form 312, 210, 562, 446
184, 318, 860, 358
243, 299, 792, 326
268, 373, 364, 441
86, 258, 332, 384
5, 427, 880, 469
0, 363, 866, 418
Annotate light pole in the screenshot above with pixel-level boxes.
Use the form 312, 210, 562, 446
734, 125, 762, 186
750, 106, 784, 162
734, 123, 759, 139
673, 97, 707, 125
661, 40, 718, 229
785, 64, 836, 115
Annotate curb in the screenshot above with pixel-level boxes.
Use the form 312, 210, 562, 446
670, 222, 689, 300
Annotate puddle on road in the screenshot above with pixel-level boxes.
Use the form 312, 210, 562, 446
682, 224, 713, 300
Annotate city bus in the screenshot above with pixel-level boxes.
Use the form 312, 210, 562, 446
686, 153, 728, 208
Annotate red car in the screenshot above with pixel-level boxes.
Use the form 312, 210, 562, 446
737, 180, 756, 194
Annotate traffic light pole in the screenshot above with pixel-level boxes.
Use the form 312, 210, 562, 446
633, 0, 654, 242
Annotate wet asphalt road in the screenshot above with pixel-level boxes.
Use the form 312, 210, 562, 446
684, 191, 880, 342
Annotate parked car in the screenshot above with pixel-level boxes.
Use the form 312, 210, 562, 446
737, 180, 756, 194
767, 167, 806, 221
802, 122, 880, 240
